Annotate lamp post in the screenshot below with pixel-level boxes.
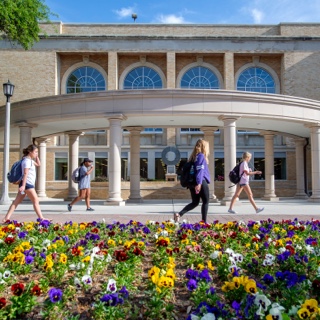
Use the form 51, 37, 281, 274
0, 80, 15, 205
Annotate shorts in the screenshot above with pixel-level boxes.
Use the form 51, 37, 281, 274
19, 182, 35, 190
239, 183, 248, 187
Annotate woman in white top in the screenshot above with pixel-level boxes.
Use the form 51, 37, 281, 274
3, 144, 47, 222
228, 151, 264, 214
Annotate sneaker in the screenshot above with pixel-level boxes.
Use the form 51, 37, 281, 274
67, 204, 72, 212
256, 207, 264, 213
228, 209, 237, 214
86, 208, 95, 211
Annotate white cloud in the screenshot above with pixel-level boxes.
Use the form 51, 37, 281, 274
251, 9, 264, 24
156, 14, 187, 24
114, 7, 135, 19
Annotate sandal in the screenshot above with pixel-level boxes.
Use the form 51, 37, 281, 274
173, 213, 180, 223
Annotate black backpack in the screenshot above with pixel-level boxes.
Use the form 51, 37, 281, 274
229, 162, 243, 185
180, 161, 196, 188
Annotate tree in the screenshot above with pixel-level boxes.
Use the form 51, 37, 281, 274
0, 0, 56, 50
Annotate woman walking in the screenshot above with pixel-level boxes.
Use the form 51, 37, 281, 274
67, 158, 94, 212
228, 151, 264, 214
174, 139, 210, 223
3, 144, 48, 223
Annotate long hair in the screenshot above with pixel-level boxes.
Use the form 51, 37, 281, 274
189, 139, 209, 163
22, 144, 38, 157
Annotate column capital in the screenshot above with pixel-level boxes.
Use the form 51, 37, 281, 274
125, 126, 144, 133
201, 126, 218, 133
14, 121, 37, 128
35, 137, 51, 144
259, 130, 277, 137
294, 137, 307, 146
65, 130, 84, 136
218, 115, 240, 124
105, 113, 127, 121
304, 122, 320, 129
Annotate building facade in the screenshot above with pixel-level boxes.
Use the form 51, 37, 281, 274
1, 22, 320, 203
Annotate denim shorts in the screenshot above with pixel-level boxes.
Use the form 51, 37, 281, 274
239, 183, 248, 187
19, 182, 35, 190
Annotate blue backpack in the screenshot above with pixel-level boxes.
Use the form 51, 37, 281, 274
7, 160, 23, 184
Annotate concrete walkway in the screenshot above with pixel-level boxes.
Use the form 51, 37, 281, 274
0, 198, 319, 224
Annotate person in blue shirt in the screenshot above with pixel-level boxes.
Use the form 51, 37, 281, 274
174, 139, 210, 223
68, 158, 95, 212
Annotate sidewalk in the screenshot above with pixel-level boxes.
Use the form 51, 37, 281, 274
0, 198, 319, 224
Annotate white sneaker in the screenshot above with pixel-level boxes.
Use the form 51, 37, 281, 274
256, 207, 264, 213
228, 209, 237, 214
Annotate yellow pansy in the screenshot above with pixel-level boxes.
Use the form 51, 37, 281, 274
82, 256, 91, 263
13, 245, 24, 254
244, 279, 257, 294
246, 243, 251, 248
25, 223, 34, 231
138, 241, 145, 248
157, 276, 174, 288
0, 231, 6, 238
181, 239, 189, 245
273, 227, 280, 233
108, 239, 116, 246
167, 257, 176, 269
59, 253, 67, 264
166, 268, 176, 280
48, 244, 57, 250
302, 299, 318, 314
55, 239, 65, 247
222, 281, 235, 292
148, 266, 160, 278
207, 260, 214, 271
44, 256, 54, 271
197, 264, 205, 270
297, 307, 310, 319
215, 244, 221, 250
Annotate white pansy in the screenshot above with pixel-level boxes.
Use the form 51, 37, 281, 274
255, 234, 261, 239
15, 227, 21, 233
228, 256, 235, 264
93, 253, 104, 260
254, 294, 271, 311
190, 315, 200, 320
160, 230, 169, 237
84, 249, 91, 256
210, 251, 220, 259
234, 253, 243, 263
201, 313, 216, 320
288, 305, 299, 316
225, 248, 234, 255
81, 275, 92, 285
86, 266, 93, 275
92, 246, 100, 254
42, 239, 51, 247
305, 245, 315, 253
154, 234, 159, 239
107, 278, 117, 292
106, 254, 112, 262
148, 221, 156, 225
278, 247, 286, 253
74, 277, 81, 289
3, 270, 11, 279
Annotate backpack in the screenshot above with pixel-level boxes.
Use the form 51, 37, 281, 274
229, 162, 243, 185
71, 167, 81, 183
180, 161, 196, 188
7, 160, 23, 184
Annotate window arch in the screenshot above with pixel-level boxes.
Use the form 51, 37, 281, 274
66, 66, 106, 93
123, 66, 163, 89
236, 65, 279, 94
180, 66, 220, 89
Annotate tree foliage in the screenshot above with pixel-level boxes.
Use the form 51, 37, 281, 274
0, 0, 56, 50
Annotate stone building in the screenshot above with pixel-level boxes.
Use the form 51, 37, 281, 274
1, 22, 320, 204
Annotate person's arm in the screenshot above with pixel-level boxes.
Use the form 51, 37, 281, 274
86, 165, 94, 175
19, 160, 30, 193
243, 163, 261, 176
34, 156, 41, 167
194, 153, 205, 193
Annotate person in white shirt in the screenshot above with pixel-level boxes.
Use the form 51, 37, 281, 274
3, 144, 48, 223
228, 151, 264, 214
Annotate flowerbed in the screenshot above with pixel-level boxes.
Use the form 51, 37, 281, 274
0, 218, 320, 319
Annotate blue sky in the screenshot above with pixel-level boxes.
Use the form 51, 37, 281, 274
46, 0, 320, 24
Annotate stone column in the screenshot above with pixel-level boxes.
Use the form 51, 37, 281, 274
148, 151, 156, 180
224, 52, 235, 90
202, 126, 219, 202
108, 52, 118, 90
127, 127, 143, 203
105, 115, 126, 205
36, 138, 49, 198
167, 52, 176, 88
309, 125, 320, 202
16, 122, 37, 154
175, 128, 181, 146
294, 138, 308, 199
65, 131, 83, 201
262, 133, 279, 201
219, 116, 238, 205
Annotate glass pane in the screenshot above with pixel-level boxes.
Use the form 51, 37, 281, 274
180, 66, 220, 89
124, 66, 163, 89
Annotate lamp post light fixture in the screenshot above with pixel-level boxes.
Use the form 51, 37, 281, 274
0, 80, 15, 205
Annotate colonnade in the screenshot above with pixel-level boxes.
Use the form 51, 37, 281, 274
14, 117, 320, 204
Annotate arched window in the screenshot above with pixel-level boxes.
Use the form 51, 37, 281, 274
180, 66, 220, 89
237, 67, 276, 93
123, 66, 163, 89
66, 66, 106, 93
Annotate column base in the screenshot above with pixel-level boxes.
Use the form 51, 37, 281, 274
262, 196, 279, 201
308, 196, 320, 203
294, 193, 308, 199
210, 194, 220, 203
126, 198, 143, 203
104, 200, 126, 206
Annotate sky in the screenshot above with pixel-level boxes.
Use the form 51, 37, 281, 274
45, 0, 320, 25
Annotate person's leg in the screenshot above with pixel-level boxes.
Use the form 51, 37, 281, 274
85, 188, 91, 209
242, 185, 259, 211
70, 189, 86, 206
3, 192, 26, 222
178, 188, 200, 217
26, 189, 44, 220
200, 180, 210, 223
228, 184, 243, 212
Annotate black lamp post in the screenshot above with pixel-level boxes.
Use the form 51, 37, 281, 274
0, 80, 15, 205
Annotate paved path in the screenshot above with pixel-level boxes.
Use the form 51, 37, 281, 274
0, 198, 319, 224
